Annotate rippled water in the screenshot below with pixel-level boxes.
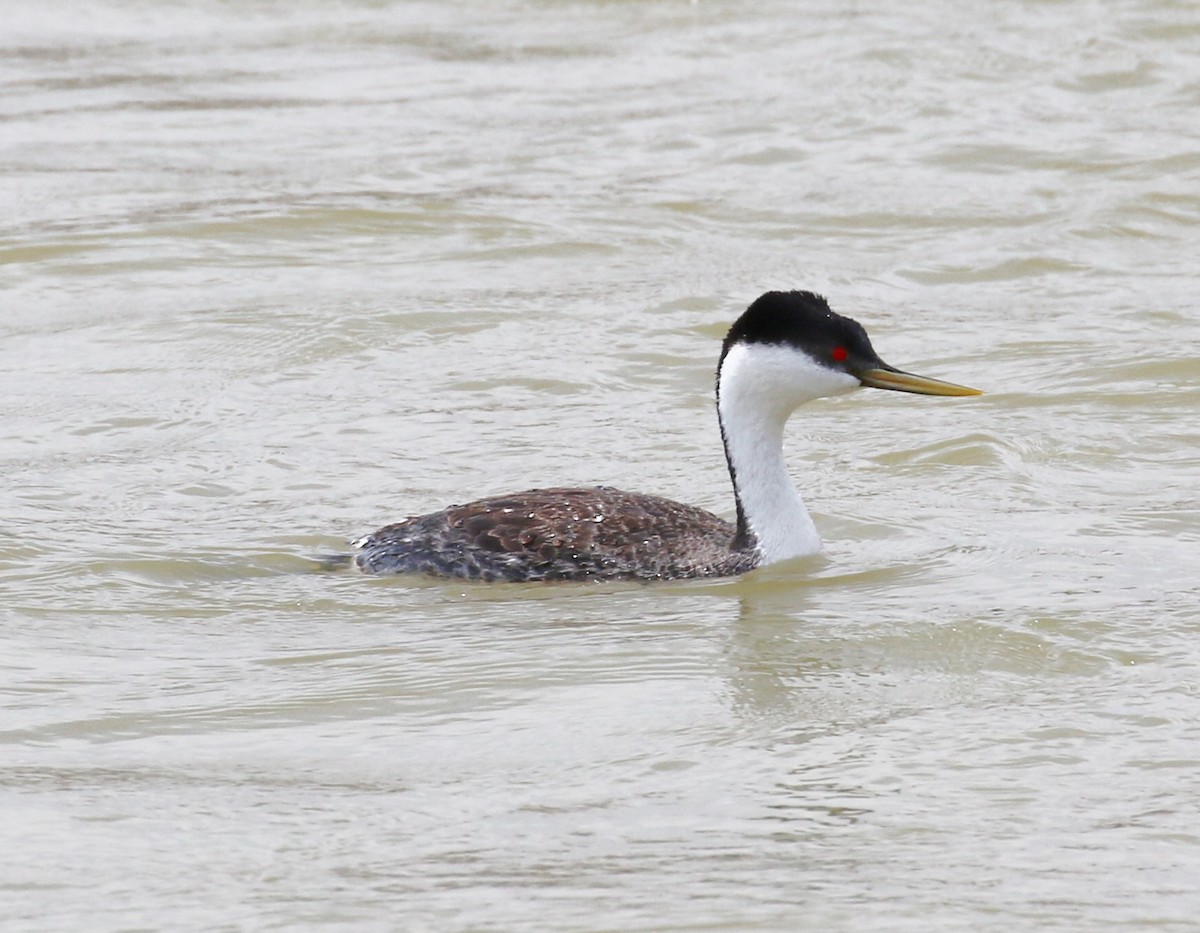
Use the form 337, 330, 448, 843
4, 1, 1200, 929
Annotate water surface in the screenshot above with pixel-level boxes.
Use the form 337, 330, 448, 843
3, 1, 1200, 929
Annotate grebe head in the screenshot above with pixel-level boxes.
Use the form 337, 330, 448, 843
718, 290, 982, 410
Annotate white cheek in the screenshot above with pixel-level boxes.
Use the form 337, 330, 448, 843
785, 358, 859, 400
720, 343, 859, 411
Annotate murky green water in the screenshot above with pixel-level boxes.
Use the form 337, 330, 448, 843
3, 1, 1200, 929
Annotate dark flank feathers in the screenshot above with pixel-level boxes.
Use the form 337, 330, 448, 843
354, 486, 759, 582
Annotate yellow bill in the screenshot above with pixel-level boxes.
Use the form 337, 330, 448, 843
857, 366, 983, 397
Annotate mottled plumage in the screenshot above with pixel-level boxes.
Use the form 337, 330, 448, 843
354, 485, 759, 582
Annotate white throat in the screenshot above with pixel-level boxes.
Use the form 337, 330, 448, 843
717, 342, 860, 564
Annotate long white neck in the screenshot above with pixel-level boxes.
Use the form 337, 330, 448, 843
716, 342, 859, 564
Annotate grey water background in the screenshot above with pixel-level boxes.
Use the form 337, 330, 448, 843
3, 1, 1200, 929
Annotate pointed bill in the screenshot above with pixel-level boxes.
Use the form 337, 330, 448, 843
857, 366, 983, 397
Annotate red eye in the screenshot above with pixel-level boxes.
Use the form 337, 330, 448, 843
831, 346, 848, 362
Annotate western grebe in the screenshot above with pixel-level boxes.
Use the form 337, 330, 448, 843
353, 290, 981, 582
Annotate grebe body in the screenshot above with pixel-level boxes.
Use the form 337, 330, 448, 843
353, 291, 981, 582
